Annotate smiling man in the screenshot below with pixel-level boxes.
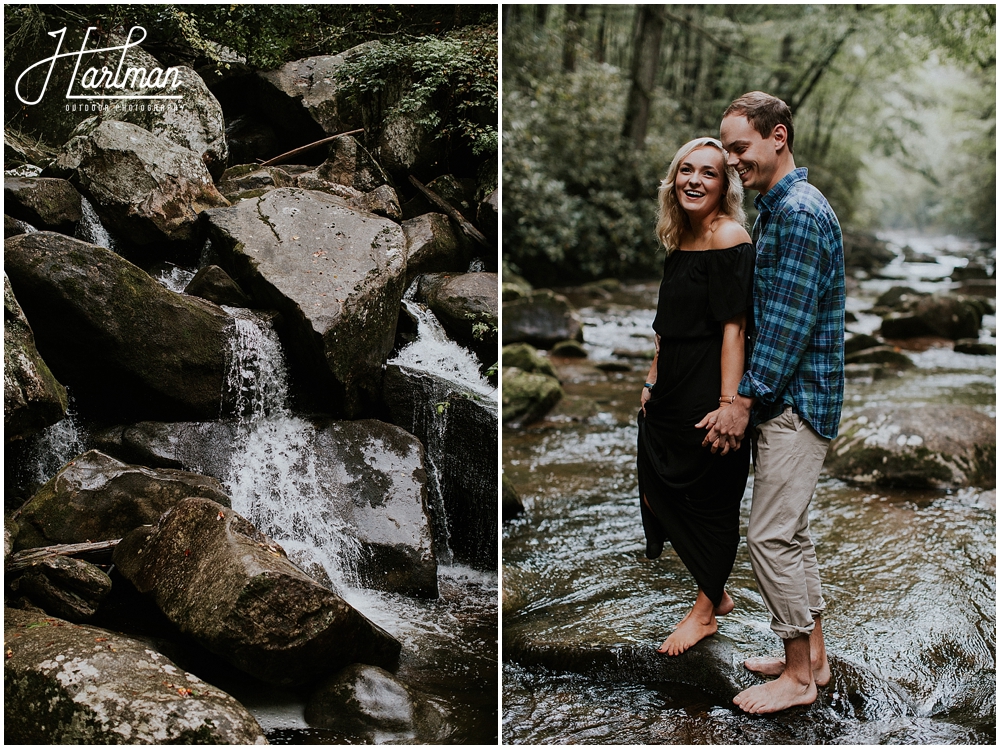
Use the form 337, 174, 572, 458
699, 91, 845, 714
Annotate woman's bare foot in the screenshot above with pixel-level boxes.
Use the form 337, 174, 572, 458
656, 588, 723, 656
733, 673, 817, 714
714, 590, 734, 617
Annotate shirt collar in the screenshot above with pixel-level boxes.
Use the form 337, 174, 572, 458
753, 167, 809, 214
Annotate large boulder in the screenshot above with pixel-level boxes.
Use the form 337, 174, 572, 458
46, 119, 228, 253
402, 213, 465, 283
4, 607, 267, 744
502, 289, 583, 349
4, 232, 233, 421
416, 272, 498, 367
502, 342, 558, 379
502, 367, 563, 426
113, 497, 402, 686
204, 188, 407, 416
826, 406, 996, 489
92, 418, 439, 598
4, 177, 82, 234
312, 136, 392, 192
304, 663, 448, 742
4, 273, 67, 442
383, 365, 498, 570
842, 229, 896, 271
12, 449, 231, 551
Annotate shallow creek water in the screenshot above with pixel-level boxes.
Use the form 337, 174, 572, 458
502, 233, 995, 744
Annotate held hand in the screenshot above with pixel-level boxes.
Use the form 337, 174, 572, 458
640, 385, 652, 415
696, 400, 750, 455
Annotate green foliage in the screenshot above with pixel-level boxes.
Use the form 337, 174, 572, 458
333, 25, 498, 158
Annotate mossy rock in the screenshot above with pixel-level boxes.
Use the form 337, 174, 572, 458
502, 343, 558, 379
502, 366, 563, 425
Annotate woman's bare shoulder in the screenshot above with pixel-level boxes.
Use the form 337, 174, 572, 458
711, 219, 752, 249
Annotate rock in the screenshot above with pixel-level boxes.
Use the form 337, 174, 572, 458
183, 265, 251, 308
478, 188, 498, 247
502, 289, 583, 348
502, 272, 533, 301
594, 361, 632, 372
8, 555, 111, 622
383, 365, 498, 570
12, 449, 231, 551
304, 663, 448, 742
502, 367, 563, 426
844, 333, 882, 355
4, 607, 267, 744
4, 273, 67, 442
551, 340, 588, 358
842, 229, 896, 270
954, 339, 996, 356
47, 119, 228, 253
879, 314, 932, 339
313, 136, 392, 192
873, 285, 928, 312
378, 103, 447, 178
5, 214, 36, 238
417, 272, 498, 367
502, 474, 524, 521
955, 279, 996, 298
257, 46, 373, 142
843, 345, 914, 369
217, 164, 295, 200
92, 418, 439, 598
502, 343, 558, 379
4, 232, 233, 421
204, 188, 407, 416
951, 263, 992, 281
912, 294, 983, 339
354, 183, 403, 222
403, 213, 465, 283
113, 498, 402, 686
4, 177, 82, 234
826, 406, 996, 489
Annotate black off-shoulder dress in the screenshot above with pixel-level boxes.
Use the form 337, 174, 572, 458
636, 243, 755, 607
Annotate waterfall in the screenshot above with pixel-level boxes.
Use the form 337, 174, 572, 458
27, 398, 87, 489
75, 197, 117, 252
220, 307, 362, 594
154, 264, 196, 293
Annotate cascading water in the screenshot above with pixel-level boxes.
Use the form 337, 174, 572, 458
75, 196, 117, 251
24, 397, 87, 489
220, 307, 362, 593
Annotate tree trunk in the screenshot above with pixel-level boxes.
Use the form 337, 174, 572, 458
594, 5, 608, 63
562, 5, 586, 73
622, 6, 665, 150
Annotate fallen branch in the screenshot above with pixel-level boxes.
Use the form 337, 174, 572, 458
6, 539, 120, 573
408, 175, 488, 248
259, 128, 364, 167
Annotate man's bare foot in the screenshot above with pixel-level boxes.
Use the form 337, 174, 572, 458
732, 673, 817, 714
744, 655, 831, 687
657, 613, 718, 656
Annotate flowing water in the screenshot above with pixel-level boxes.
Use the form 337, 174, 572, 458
502, 232, 995, 744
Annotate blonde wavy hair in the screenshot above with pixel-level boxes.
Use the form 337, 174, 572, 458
655, 137, 746, 254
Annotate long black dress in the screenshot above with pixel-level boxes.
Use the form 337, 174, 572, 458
637, 243, 754, 608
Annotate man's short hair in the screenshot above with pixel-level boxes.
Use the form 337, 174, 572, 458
724, 92, 795, 154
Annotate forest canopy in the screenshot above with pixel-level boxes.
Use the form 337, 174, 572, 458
503, 4, 995, 285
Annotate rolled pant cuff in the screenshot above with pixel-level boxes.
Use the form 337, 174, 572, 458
771, 618, 815, 640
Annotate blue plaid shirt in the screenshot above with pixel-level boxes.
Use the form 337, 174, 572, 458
737, 167, 845, 440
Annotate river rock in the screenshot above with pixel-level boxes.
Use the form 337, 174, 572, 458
416, 272, 498, 366
842, 229, 896, 271
12, 449, 231, 551
880, 293, 983, 340
113, 497, 402, 686
502, 343, 558, 379
183, 264, 251, 308
47, 119, 228, 253
92, 418, 439, 598
403, 213, 465, 282
7, 555, 111, 622
873, 285, 928, 312
4, 232, 232, 421
4, 177, 82, 234
378, 102, 448, 179
502, 367, 563, 426
5, 214, 36, 238
502, 474, 524, 521
826, 406, 996, 489
954, 339, 996, 356
502, 289, 583, 348
844, 333, 882, 354
313, 136, 392, 192
843, 345, 914, 369
217, 164, 295, 200
382, 364, 498, 570
4, 273, 68, 442
4, 607, 267, 744
954, 278, 996, 298
204, 188, 407, 416
304, 663, 448, 742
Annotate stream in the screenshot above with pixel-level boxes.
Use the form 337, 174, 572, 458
502, 232, 995, 744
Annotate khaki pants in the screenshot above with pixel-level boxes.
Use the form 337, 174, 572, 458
748, 407, 830, 640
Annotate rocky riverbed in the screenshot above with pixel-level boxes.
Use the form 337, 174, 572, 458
5, 23, 497, 745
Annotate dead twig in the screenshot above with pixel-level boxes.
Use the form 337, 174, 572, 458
259, 128, 364, 167
408, 175, 488, 248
